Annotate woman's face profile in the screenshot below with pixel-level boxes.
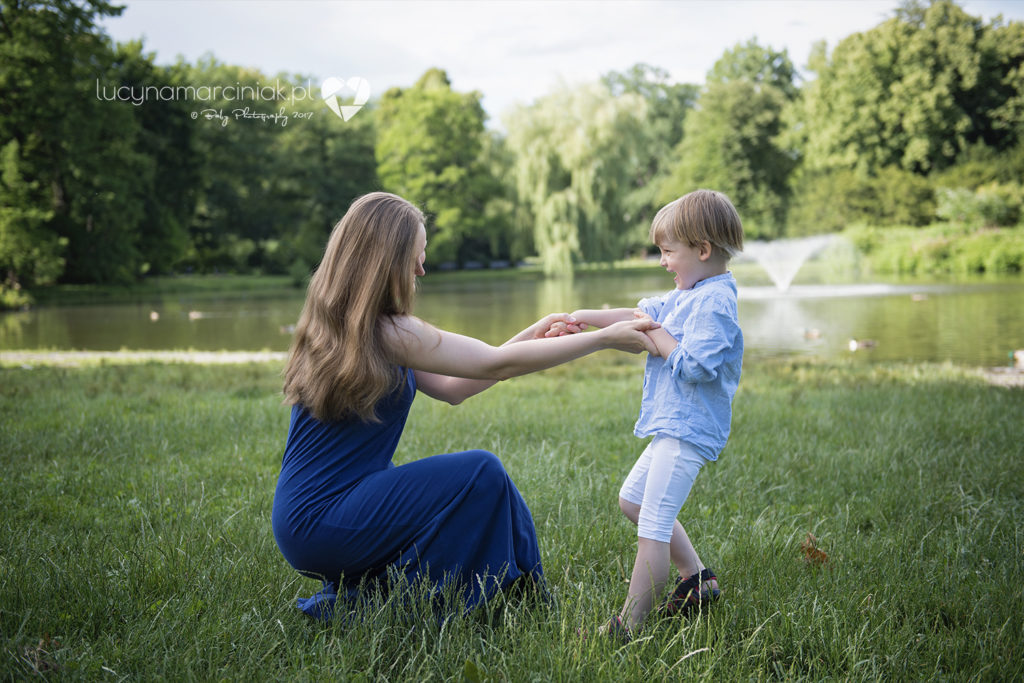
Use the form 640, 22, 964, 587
414, 223, 427, 277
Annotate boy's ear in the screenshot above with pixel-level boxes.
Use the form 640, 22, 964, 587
698, 240, 714, 261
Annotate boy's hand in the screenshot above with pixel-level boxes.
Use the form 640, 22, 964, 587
633, 309, 655, 325
634, 309, 677, 358
526, 313, 574, 340
544, 318, 588, 337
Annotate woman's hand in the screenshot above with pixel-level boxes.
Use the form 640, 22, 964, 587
633, 309, 655, 325
599, 318, 661, 355
528, 313, 586, 340
543, 315, 588, 337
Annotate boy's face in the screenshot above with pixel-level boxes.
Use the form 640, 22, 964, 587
657, 237, 711, 290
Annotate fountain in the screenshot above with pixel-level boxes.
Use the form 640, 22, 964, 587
742, 234, 838, 292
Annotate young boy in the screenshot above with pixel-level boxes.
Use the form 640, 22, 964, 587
548, 189, 744, 638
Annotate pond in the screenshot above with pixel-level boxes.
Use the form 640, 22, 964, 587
2, 265, 1022, 367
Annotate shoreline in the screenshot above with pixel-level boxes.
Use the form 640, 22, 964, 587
2, 350, 1021, 387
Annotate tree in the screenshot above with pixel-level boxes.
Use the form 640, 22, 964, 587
707, 38, 800, 99
0, 139, 61, 304
660, 41, 797, 239
795, 0, 1024, 176
106, 41, 201, 276
505, 82, 647, 276
602, 64, 700, 251
269, 73, 378, 277
0, 0, 150, 285
180, 57, 293, 273
376, 68, 499, 266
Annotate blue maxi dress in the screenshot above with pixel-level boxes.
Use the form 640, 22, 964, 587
271, 368, 544, 620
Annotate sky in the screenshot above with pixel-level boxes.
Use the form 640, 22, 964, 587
98, 0, 1024, 128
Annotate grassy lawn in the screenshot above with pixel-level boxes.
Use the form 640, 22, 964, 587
1, 356, 1021, 680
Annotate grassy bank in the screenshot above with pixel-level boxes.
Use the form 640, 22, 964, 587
1, 358, 1021, 679
845, 224, 1024, 277
23, 274, 301, 308
15, 264, 669, 312
14, 224, 1024, 311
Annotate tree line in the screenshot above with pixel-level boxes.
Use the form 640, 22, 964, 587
2, 0, 1023, 306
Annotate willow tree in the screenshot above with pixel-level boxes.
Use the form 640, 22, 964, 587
602, 64, 700, 253
504, 82, 646, 276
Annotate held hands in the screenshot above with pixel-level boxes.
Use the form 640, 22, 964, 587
633, 309, 655, 326
543, 316, 588, 337
536, 309, 660, 355
600, 318, 661, 355
528, 313, 586, 340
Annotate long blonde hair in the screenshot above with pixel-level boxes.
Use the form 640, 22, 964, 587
283, 192, 424, 422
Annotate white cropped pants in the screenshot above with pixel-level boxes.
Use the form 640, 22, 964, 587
618, 435, 708, 543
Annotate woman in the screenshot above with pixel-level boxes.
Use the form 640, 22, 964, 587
272, 192, 657, 619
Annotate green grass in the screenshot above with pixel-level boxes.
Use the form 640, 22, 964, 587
1, 356, 1022, 680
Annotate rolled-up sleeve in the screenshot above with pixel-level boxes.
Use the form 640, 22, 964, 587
668, 297, 740, 383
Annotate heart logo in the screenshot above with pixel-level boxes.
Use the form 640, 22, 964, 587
320, 77, 370, 121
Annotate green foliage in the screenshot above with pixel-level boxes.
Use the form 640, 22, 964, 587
176, 60, 379, 276
707, 38, 800, 100
505, 82, 648, 275
5, 0, 1024, 300
262, 72, 378, 273
794, 0, 1024, 176
936, 182, 1023, 227
0, 139, 62, 289
930, 141, 1024, 199
661, 81, 794, 239
602, 64, 700, 252
788, 166, 935, 233
0, 0, 151, 285
659, 41, 797, 239
376, 69, 503, 266
1, 360, 1021, 679
183, 59, 298, 273
105, 42, 201, 277
845, 223, 1024, 274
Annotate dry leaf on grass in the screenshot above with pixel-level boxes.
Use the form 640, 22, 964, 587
800, 532, 831, 567
22, 634, 60, 673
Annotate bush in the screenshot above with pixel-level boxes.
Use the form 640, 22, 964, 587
936, 183, 1023, 228
788, 167, 935, 234
956, 230, 1024, 274
0, 282, 32, 310
846, 223, 1024, 275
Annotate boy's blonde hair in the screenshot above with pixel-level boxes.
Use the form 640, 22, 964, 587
650, 189, 744, 260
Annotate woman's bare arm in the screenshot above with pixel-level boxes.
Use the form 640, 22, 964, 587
414, 313, 579, 405
388, 315, 657, 403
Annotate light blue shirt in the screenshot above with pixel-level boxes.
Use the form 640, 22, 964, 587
634, 272, 743, 461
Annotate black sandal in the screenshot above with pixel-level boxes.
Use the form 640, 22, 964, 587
577, 615, 632, 644
606, 614, 633, 643
661, 568, 720, 617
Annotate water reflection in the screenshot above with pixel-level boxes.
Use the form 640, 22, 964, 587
2, 271, 1022, 366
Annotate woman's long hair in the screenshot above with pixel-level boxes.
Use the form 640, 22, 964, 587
283, 192, 424, 422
